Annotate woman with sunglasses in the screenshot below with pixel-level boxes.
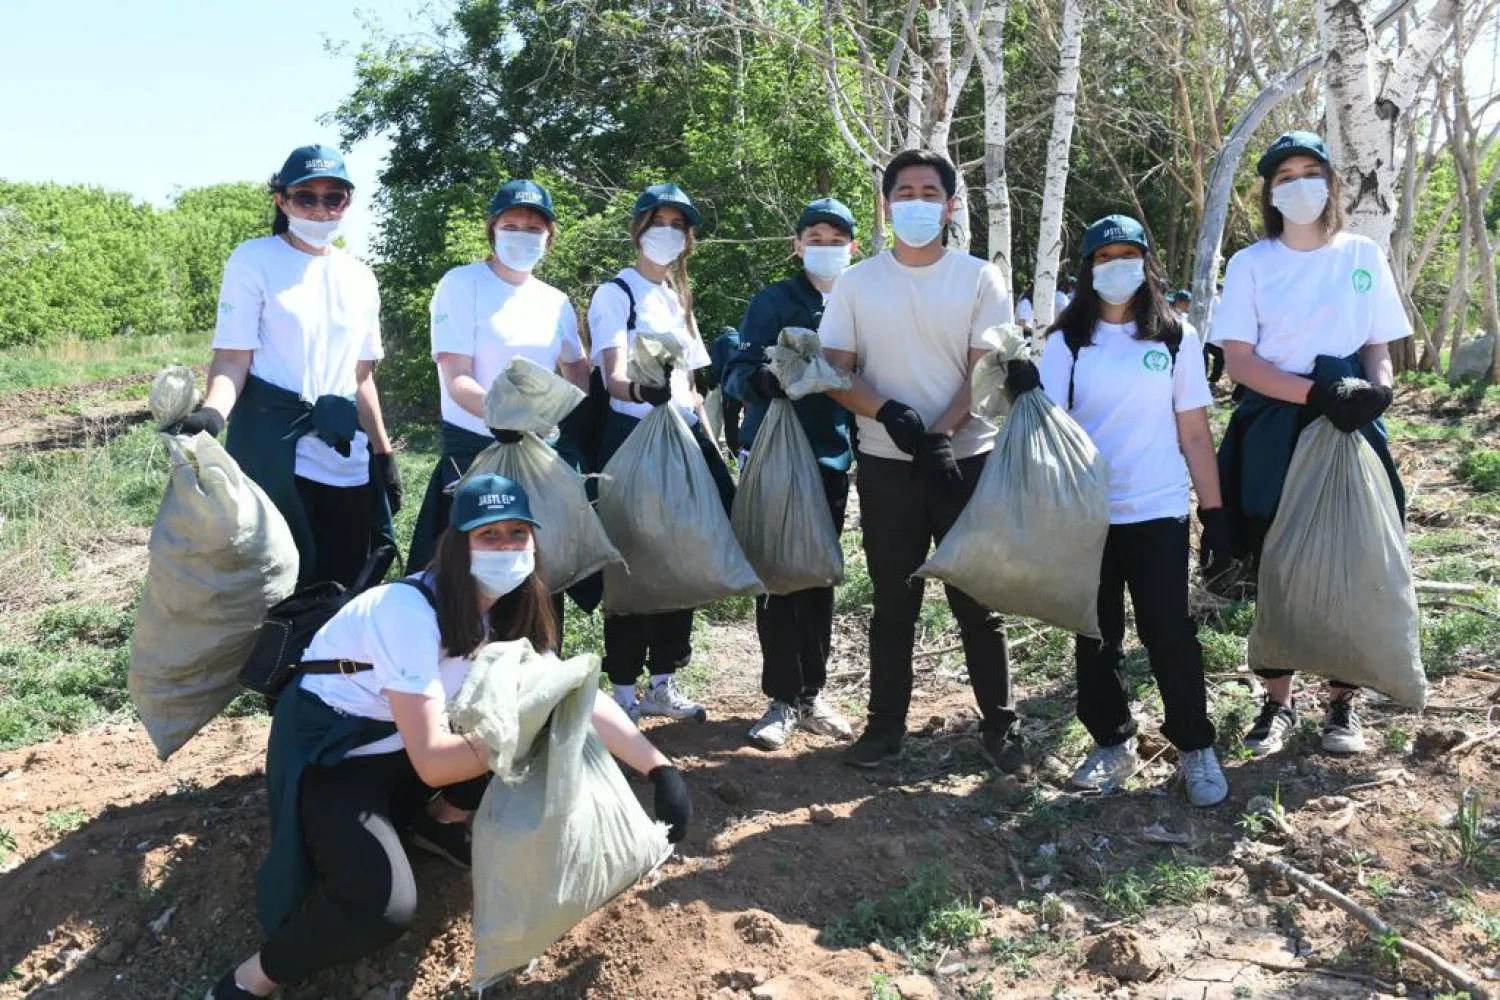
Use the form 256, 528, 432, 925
1210, 131, 1408, 757
587, 183, 734, 724
1010, 214, 1230, 807
168, 144, 400, 588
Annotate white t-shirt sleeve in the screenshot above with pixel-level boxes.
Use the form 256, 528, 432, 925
361, 279, 384, 363
430, 269, 477, 360
587, 282, 632, 362
1364, 244, 1410, 346
558, 299, 586, 364
1209, 250, 1258, 346
1016, 297, 1034, 324
1173, 330, 1214, 412
819, 275, 858, 355
1036, 331, 1071, 403
363, 587, 447, 701
972, 263, 1015, 349
212, 248, 264, 351
682, 330, 711, 371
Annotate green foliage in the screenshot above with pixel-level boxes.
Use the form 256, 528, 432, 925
1101, 862, 1215, 918
1459, 449, 1500, 493
1443, 889, 1500, 944
0, 181, 269, 347
1384, 724, 1411, 753
1423, 607, 1500, 676
42, 808, 88, 834
824, 864, 985, 959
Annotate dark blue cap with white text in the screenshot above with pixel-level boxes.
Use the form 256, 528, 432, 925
796, 197, 856, 237
489, 179, 556, 222
633, 183, 702, 229
450, 474, 540, 532
1257, 131, 1331, 179
277, 144, 352, 189
1080, 214, 1149, 261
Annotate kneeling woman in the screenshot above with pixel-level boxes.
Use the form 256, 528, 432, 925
1020, 214, 1232, 807
208, 475, 692, 998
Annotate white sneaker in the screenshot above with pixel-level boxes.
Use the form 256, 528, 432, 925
1321, 698, 1367, 754
798, 692, 853, 741
1179, 747, 1228, 807
639, 676, 708, 721
749, 700, 800, 750
1069, 739, 1140, 792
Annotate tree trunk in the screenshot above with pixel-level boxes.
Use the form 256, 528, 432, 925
1031, 0, 1084, 329
980, 0, 1012, 293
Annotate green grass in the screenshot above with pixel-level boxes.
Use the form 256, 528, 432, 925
824, 864, 986, 962
42, 808, 87, 834
1423, 607, 1500, 677
1099, 862, 1215, 919
1443, 889, 1500, 944
0, 331, 212, 396
1459, 448, 1500, 493
0, 603, 136, 750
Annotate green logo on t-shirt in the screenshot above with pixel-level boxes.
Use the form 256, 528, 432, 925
1143, 349, 1170, 372
1352, 268, 1373, 293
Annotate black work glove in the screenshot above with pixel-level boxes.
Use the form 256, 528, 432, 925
1197, 506, 1234, 585
876, 400, 926, 456
916, 433, 964, 495
1309, 379, 1388, 434
373, 452, 403, 516
165, 405, 225, 438
1003, 359, 1041, 399
648, 765, 692, 843
749, 364, 787, 400
490, 429, 524, 444
1341, 383, 1393, 429
632, 364, 674, 407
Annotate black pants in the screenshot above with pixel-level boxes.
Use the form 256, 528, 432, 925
1075, 518, 1216, 752
857, 453, 1014, 735
757, 467, 850, 703
295, 476, 375, 589
722, 397, 743, 455
599, 409, 736, 687
259, 752, 487, 985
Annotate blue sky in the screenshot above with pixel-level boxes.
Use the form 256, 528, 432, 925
0, 0, 425, 257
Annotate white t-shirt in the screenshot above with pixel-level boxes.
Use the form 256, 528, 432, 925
299, 577, 468, 757
429, 262, 586, 437
1015, 291, 1069, 325
820, 249, 1013, 461
1209, 232, 1409, 375
587, 268, 711, 424
214, 236, 384, 487
1038, 321, 1213, 524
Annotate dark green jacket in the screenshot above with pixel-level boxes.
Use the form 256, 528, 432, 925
723, 272, 853, 472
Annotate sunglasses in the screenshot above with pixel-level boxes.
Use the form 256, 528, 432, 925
285, 190, 351, 212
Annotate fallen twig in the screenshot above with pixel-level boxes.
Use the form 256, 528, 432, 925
1421, 599, 1500, 620
1447, 728, 1500, 757
1245, 855, 1492, 1000
1415, 580, 1483, 595
1462, 668, 1500, 683
912, 642, 964, 662
1338, 772, 1406, 795
1205, 952, 1393, 991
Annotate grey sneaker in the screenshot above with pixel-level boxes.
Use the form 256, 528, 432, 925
640, 676, 707, 721
1321, 698, 1366, 754
749, 699, 800, 750
1243, 696, 1297, 757
798, 693, 853, 741
1179, 747, 1228, 807
1070, 738, 1140, 791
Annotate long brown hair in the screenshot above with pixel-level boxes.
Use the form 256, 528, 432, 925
1259, 161, 1344, 240
428, 527, 559, 656
1048, 245, 1182, 354
631, 208, 701, 341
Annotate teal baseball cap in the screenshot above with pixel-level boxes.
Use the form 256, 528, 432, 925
1081, 214, 1149, 261
633, 183, 702, 229
277, 144, 352, 189
489, 179, 555, 222
1257, 131, 1330, 179
450, 474, 540, 532
797, 197, 856, 237
1171, 289, 1193, 304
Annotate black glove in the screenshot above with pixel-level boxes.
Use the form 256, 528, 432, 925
1197, 506, 1234, 584
1341, 383, 1393, 429
876, 400, 926, 456
1308, 379, 1389, 434
632, 364, 674, 407
916, 433, 964, 495
648, 765, 692, 843
373, 452, 403, 516
165, 406, 225, 438
749, 365, 787, 400
1003, 359, 1041, 399
490, 429, 524, 444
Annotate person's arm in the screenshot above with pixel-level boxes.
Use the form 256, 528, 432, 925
931, 347, 988, 437
355, 360, 394, 454
592, 693, 671, 772
724, 294, 776, 404
199, 348, 253, 417
822, 348, 889, 418
1360, 341, 1394, 389
560, 357, 591, 392
1222, 341, 1314, 405
388, 690, 491, 789
601, 346, 633, 402
1176, 407, 1223, 508
436, 353, 487, 418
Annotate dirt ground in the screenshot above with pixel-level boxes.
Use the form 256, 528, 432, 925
1, 382, 1498, 999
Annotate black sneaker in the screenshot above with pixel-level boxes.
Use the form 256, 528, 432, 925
843, 726, 903, 768
1321, 697, 1367, 754
205, 973, 263, 999
980, 728, 1031, 774
1243, 695, 1297, 757
408, 814, 472, 870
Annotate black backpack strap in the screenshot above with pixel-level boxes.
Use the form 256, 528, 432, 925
1066, 339, 1081, 411
300, 577, 438, 676
608, 277, 637, 333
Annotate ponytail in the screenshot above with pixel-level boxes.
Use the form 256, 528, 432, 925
267, 173, 288, 236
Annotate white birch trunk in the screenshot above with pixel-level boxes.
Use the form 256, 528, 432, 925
981, 0, 1012, 293
1031, 0, 1084, 329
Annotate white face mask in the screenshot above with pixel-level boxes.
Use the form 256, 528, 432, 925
1092, 258, 1147, 305
888, 199, 945, 248
802, 244, 851, 282
640, 226, 687, 266
470, 548, 535, 599
493, 230, 547, 273
286, 215, 341, 248
1271, 176, 1329, 226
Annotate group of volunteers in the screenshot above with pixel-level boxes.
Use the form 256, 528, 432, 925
178, 130, 1409, 998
